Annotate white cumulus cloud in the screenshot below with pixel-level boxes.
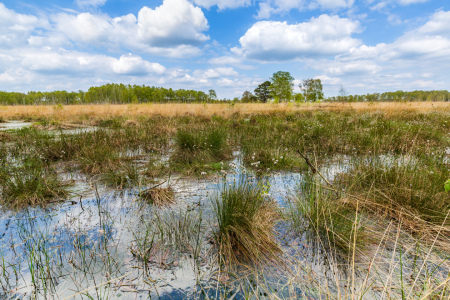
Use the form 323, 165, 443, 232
137, 0, 209, 47
112, 54, 166, 75
234, 14, 361, 61
0, 3, 48, 48
53, 12, 113, 47
41, 0, 210, 57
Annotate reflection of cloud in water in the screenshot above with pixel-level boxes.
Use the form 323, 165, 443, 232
1, 152, 446, 299
0, 121, 32, 131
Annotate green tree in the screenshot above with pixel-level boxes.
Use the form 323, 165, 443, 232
300, 78, 324, 102
269, 71, 294, 103
241, 91, 257, 103
338, 84, 348, 102
294, 93, 304, 104
254, 81, 271, 103
209, 89, 217, 101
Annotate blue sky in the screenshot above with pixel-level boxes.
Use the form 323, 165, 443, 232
0, 0, 449, 99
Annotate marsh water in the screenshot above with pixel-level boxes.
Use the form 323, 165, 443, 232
0, 122, 448, 299
0, 121, 32, 131
0, 148, 353, 299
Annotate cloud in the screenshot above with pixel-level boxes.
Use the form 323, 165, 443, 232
37, 0, 210, 57
217, 78, 234, 86
208, 56, 242, 65
339, 11, 450, 63
137, 0, 209, 47
192, 0, 251, 10
371, 0, 429, 11
311, 10, 450, 96
410, 79, 436, 87
0, 47, 166, 80
256, 0, 354, 19
326, 60, 381, 76
418, 11, 450, 37
53, 12, 113, 47
314, 75, 341, 85
194, 67, 238, 79
75, 0, 107, 8
0, 3, 48, 48
112, 54, 166, 75
234, 15, 361, 61
397, 0, 428, 5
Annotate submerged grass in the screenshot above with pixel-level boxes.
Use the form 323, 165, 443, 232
212, 180, 282, 269
131, 208, 204, 274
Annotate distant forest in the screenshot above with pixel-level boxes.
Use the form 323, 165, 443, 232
0, 83, 449, 105
326, 90, 450, 102
0, 84, 220, 105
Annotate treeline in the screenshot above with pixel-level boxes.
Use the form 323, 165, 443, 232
1, 82, 449, 105
0, 84, 221, 105
326, 90, 450, 102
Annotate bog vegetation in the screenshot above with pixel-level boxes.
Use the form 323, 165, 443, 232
0, 101, 449, 299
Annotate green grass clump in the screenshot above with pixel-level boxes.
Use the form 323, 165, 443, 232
102, 162, 141, 188
212, 181, 281, 268
206, 128, 227, 158
171, 126, 229, 174
0, 168, 70, 208
97, 117, 123, 129
336, 154, 450, 226
289, 175, 366, 255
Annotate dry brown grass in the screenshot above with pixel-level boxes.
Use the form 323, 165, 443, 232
0, 102, 449, 121
139, 187, 175, 207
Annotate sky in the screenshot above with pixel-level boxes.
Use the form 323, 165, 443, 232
0, 0, 449, 99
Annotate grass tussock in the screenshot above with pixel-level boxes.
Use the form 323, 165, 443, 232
289, 175, 367, 255
102, 162, 140, 189
0, 168, 70, 208
139, 187, 175, 207
171, 126, 230, 174
212, 181, 282, 269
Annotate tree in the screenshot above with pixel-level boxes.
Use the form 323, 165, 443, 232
241, 91, 257, 103
338, 84, 348, 102
208, 89, 217, 101
294, 93, 304, 103
269, 71, 294, 103
300, 78, 324, 102
254, 81, 271, 102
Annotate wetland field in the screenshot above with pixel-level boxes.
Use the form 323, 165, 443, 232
0, 102, 449, 299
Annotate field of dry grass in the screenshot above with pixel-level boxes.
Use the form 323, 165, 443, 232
0, 102, 449, 121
